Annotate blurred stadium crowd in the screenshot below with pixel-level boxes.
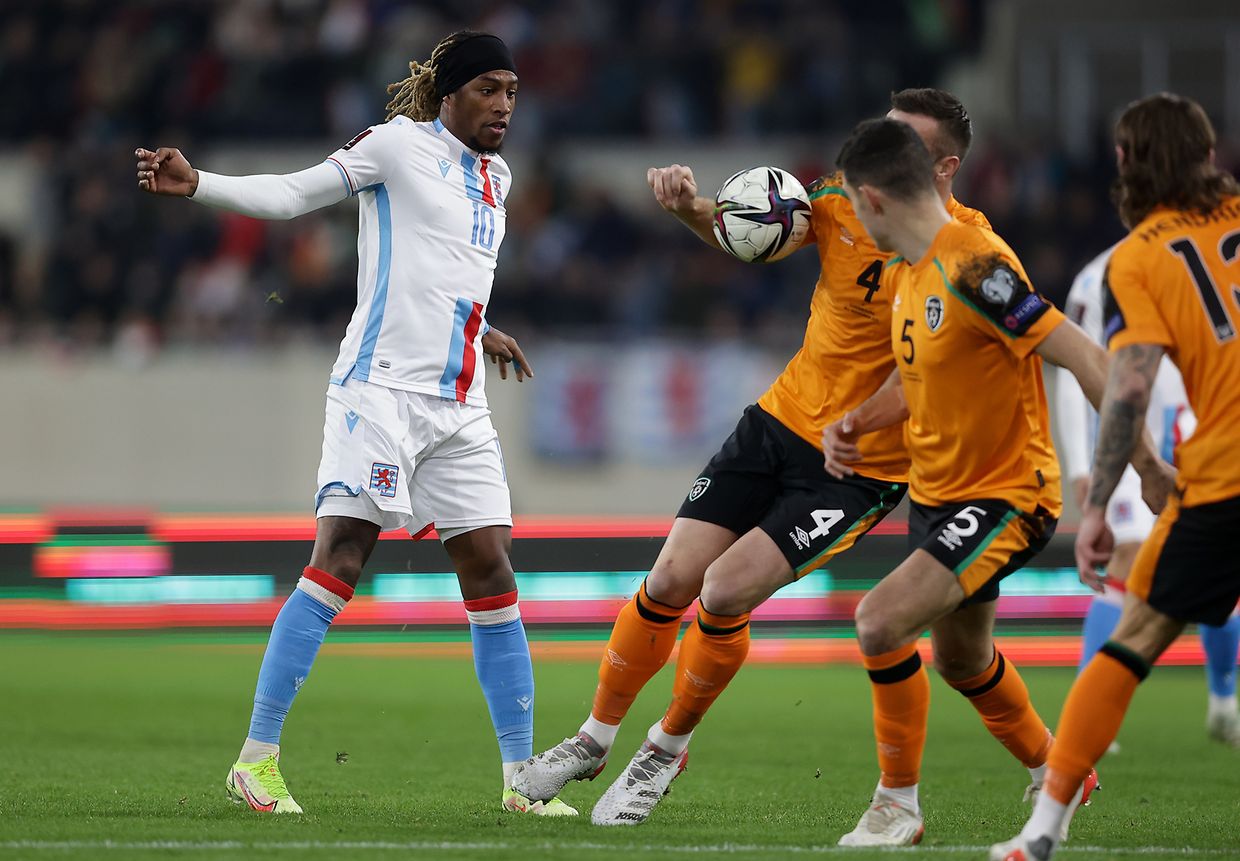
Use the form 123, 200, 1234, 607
0, 0, 1233, 354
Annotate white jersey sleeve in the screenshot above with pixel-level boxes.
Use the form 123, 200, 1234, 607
323, 122, 405, 196
191, 162, 348, 220
1055, 248, 1111, 481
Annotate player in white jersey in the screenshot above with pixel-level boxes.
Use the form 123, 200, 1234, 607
1056, 246, 1240, 746
135, 30, 577, 815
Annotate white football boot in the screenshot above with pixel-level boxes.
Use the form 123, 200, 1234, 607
511, 732, 607, 802
590, 739, 687, 826
837, 790, 924, 847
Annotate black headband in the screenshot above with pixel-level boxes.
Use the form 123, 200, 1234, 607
434, 34, 517, 100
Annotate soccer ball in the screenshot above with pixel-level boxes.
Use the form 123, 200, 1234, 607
712, 166, 812, 263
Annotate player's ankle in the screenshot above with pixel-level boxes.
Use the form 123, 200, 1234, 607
239, 738, 279, 763
580, 715, 619, 751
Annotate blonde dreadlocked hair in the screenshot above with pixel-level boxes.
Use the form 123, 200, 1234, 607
385, 29, 482, 122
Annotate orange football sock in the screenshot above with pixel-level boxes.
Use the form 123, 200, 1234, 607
590, 580, 688, 726
946, 650, 1052, 768
661, 607, 751, 736
1045, 643, 1148, 803
864, 641, 930, 789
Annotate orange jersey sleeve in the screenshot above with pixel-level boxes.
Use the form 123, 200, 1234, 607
756, 173, 988, 485
890, 220, 1063, 515
1103, 196, 1240, 506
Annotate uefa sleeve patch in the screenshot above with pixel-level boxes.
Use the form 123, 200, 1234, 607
955, 254, 1051, 336
369, 463, 399, 498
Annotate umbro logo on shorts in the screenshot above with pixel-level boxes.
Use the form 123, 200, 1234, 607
370, 463, 399, 498
688, 477, 711, 502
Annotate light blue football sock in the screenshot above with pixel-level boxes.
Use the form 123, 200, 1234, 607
248, 584, 341, 744
467, 600, 535, 764
1079, 596, 1123, 674
1201, 615, 1240, 698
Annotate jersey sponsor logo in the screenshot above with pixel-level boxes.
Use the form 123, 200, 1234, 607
438, 158, 451, 177
925, 295, 944, 331
1004, 294, 1046, 331
341, 129, 372, 151
370, 462, 399, 498
688, 476, 711, 501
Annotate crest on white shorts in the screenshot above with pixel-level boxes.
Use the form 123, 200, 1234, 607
370, 463, 399, 498
688, 477, 711, 502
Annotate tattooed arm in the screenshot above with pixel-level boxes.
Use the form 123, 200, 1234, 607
1072, 343, 1169, 587
1086, 343, 1167, 509
1036, 320, 1173, 512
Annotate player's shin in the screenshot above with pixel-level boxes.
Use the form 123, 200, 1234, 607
946, 650, 1052, 773
1201, 614, 1240, 716
587, 579, 688, 750
657, 607, 751, 751
240, 566, 353, 762
466, 590, 535, 788
863, 641, 930, 809
1026, 642, 1148, 842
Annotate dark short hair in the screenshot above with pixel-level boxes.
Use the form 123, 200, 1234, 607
836, 118, 936, 200
1113, 92, 1239, 227
890, 87, 972, 161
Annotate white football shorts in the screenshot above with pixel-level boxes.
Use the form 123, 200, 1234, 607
1106, 464, 1156, 546
314, 377, 511, 542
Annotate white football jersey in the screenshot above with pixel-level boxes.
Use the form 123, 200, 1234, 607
324, 116, 510, 406
1058, 246, 1195, 475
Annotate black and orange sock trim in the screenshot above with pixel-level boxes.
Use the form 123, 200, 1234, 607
954, 651, 1007, 698
634, 580, 688, 624
696, 605, 751, 636
867, 648, 923, 685
1100, 641, 1151, 682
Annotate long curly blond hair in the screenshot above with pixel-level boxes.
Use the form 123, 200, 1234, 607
384, 30, 481, 123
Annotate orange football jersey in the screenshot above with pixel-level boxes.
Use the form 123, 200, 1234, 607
1104, 195, 1240, 506
887, 219, 1064, 515
756, 172, 990, 484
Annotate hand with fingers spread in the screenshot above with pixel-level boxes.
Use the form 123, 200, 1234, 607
134, 147, 199, 196
822, 412, 863, 479
482, 326, 533, 382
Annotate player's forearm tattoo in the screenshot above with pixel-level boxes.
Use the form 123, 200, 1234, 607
1087, 344, 1162, 509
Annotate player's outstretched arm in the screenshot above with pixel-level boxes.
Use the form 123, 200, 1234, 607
822, 367, 907, 478
1037, 320, 1173, 512
136, 146, 349, 220
646, 164, 725, 252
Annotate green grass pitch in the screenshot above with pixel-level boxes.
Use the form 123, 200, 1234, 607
1, 632, 1238, 860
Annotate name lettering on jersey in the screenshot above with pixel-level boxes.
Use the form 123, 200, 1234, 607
438, 158, 452, 177
370, 463, 399, 498
925, 295, 944, 331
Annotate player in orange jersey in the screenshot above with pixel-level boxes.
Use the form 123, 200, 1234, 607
992, 93, 1240, 861
516, 90, 1062, 827
823, 117, 1172, 846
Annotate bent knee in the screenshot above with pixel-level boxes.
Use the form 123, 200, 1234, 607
646, 559, 706, 608
855, 601, 904, 657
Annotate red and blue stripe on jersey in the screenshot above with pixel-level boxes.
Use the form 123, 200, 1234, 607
439, 299, 486, 402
